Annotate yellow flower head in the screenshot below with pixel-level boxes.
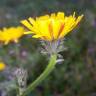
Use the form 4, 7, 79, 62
21, 12, 83, 41
0, 62, 6, 71
0, 26, 25, 44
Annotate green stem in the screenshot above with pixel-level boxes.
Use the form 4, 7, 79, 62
21, 54, 57, 96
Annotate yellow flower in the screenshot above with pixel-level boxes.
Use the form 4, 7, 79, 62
0, 62, 6, 71
0, 26, 25, 44
21, 12, 83, 41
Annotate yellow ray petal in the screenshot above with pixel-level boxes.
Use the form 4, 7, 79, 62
24, 31, 34, 34
57, 12, 65, 19
32, 34, 42, 38
21, 20, 33, 31
21, 12, 83, 41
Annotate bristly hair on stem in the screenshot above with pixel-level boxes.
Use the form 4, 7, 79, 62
40, 39, 67, 63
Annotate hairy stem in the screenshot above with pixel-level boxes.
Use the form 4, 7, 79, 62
21, 54, 57, 96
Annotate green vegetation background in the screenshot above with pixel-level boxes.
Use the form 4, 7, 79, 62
0, 0, 96, 96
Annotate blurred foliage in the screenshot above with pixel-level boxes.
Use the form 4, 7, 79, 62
0, 0, 96, 96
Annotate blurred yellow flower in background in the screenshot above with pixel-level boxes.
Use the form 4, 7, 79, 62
0, 62, 6, 71
21, 12, 83, 41
0, 26, 25, 44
